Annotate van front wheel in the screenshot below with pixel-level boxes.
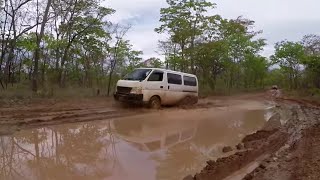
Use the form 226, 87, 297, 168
149, 96, 161, 109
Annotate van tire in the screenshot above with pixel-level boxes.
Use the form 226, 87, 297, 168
149, 96, 161, 109
180, 96, 198, 106
181, 96, 192, 106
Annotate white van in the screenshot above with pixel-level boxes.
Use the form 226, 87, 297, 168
114, 68, 199, 108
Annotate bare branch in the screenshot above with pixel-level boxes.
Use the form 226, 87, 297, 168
16, 22, 41, 39
13, 141, 36, 157
3, 8, 13, 18
14, 0, 32, 11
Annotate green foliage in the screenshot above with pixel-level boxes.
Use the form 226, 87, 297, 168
272, 41, 305, 66
17, 33, 38, 51
146, 57, 164, 68
270, 35, 320, 92
300, 35, 320, 88
0, 0, 144, 94
2, 0, 319, 97
156, 0, 216, 71
242, 55, 268, 88
126, 50, 144, 73
271, 41, 307, 89
156, 0, 267, 93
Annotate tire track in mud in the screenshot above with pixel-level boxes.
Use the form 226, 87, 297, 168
0, 99, 226, 136
0, 107, 143, 135
1, 107, 120, 121
187, 99, 320, 180
242, 103, 320, 180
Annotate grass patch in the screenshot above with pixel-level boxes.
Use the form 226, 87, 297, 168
282, 88, 320, 103
0, 83, 115, 107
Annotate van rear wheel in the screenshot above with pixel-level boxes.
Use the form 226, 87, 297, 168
180, 96, 198, 106
149, 96, 161, 109
181, 96, 192, 106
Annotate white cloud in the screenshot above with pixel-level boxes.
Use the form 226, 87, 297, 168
104, 0, 320, 59
105, 0, 166, 23
214, 0, 320, 56
103, 0, 167, 60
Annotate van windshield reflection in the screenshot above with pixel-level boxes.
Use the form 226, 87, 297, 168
123, 69, 152, 81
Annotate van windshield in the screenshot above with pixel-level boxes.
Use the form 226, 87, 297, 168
123, 69, 152, 81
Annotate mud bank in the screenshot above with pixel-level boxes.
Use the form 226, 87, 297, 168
243, 123, 320, 180
192, 129, 288, 180
188, 99, 320, 180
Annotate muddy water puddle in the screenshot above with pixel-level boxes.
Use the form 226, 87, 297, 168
0, 101, 274, 180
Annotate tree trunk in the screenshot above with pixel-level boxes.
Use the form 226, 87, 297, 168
107, 67, 114, 96
41, 56, 47, 85
107, 42, 120, 96
4, 46, 15, 88
33, 0, 52, 92
59, 45, 71, 87
18, 61, 22, 83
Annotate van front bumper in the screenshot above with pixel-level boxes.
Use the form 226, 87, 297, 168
114, 93, 144, 103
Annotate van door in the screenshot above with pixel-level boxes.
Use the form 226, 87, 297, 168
166, 73, 184, 104
143, 70, 167, 103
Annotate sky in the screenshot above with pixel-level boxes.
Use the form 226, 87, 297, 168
104, 0, 320, 60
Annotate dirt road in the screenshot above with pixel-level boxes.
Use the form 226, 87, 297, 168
0, 93, 319, 180
190, 97, 320, 180
0, 94, 264, 135
0, 97, 147, 135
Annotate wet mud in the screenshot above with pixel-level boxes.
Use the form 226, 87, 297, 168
2, 93, 320, 180
189, 97, 320, 180
193, 130, 288, 180
0, 95, 265, 135
0, 94, 271, 180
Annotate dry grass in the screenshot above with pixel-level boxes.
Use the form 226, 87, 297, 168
282, 88, 320, 105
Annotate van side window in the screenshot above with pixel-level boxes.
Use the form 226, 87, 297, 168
184, 76, 197, 86
148, 71, 164, 81
167, 73, 182, 85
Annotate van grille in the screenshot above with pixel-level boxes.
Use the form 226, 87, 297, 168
117, 86, 132, 94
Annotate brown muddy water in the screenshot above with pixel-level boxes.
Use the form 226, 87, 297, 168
0, 100, 275, 180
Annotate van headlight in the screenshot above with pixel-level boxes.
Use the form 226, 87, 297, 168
130, 87, 142, 94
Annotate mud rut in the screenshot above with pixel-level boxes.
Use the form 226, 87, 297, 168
0, 106, 142, 135
189, 99, 320, 180
0, 100, 215, 135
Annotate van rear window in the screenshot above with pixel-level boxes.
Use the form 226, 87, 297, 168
167, 73, 182, 85
184, 76, 197, 86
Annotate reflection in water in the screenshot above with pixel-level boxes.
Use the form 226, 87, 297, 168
0, 107, 268, 180
0, 124, 117, 180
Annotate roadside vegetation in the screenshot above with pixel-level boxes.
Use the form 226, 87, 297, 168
0, 0, 319, 100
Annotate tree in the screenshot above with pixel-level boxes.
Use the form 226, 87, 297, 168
155, 0, 215, 73
271, 41, 305, 89
156, 1, 267, 94
106, 25, 130, 96
126, 50, 143, 72
56, 1, 115, 87
242, 55, 268, 88
301, 34, 320, 88
145, 57, 164, 68
0, 0, 144, 95
33, 0, 53, 92
0, 0, 39, 88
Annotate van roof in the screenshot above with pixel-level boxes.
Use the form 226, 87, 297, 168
136, 68, 197, 77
